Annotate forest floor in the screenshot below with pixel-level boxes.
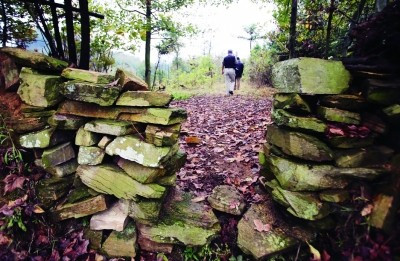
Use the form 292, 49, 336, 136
172, 94, 272, 205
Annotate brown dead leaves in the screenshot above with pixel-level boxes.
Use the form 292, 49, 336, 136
172, 95, 272, 203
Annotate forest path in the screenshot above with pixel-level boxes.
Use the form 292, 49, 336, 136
171, 94, 272, 203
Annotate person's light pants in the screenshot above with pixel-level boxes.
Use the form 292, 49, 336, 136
224, 68, 236, 94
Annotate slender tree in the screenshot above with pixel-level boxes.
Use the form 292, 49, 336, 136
79, 0, 90, 69
288, 0, 297, 58
238, 24, 264, 52
324, 0, 335, 58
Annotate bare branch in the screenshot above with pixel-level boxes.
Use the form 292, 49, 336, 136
115, 0, 146, 16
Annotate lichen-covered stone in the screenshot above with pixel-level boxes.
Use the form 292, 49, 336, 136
52, 195, 108, 221
61, 68, 114, 83
75, 127, 101, 146
273, 93, 311, 112
48, 114, 87, 130
84, 119, 137, 136
60, 80, 121, 106
116, 68, 148, 91
266, 154, 385, 191
157, 173, 177, 186
317, 106, 361, 125
77, 164, 166, 199
106, 136, 178, 167
41, 142, 76, 168
208, 185, 245, 215
334, 146, 394, 168
128, 197, 163, 224
271, 58, 350, 94
78, 146, 105, 165
320, 95, 367, 111
90, 200, 129, 231
328, 136, 375, 149
18, 67, 64, 107
101, 223, 137, 258
116, 91, 172, 107
237, 203, 298, 260
119, 107, 187, 126
267, 180, 331, 220
0, 47, 68, 72
117, 151, 186, 184
145, 124, 181, 147
98, 136, 113, 149
319, 190, 349, 203
19, 128, 73, 149
272, 109, 327, 133
267, 125, 333, 162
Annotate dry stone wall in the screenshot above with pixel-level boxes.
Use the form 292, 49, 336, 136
0, 47, 221, 258
258, 57, 399, 242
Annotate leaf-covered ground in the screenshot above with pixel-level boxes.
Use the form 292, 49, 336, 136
172, 95, 273, 203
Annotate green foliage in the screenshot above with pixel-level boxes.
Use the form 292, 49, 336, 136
1, 208, 27, 232
245, 44, 278, 86
0, 115, 22, 165
182, 243, 240, 261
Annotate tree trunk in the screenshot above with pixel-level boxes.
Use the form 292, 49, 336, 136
79, 0, 90, 69
145, 0, 152, 87
342, 0, 367, 56
1, 0, 7, 46
64, 0, 77, 65
152, 53, 161, 89
49, 0, 64, 59
288, 0, 298, 59
34, 3, 58, 57
324, 0, 335, 59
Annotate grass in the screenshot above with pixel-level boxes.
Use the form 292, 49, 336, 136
166, 81, 275, 100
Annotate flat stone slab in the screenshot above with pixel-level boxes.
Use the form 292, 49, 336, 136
208, 185, 245, 215
116, 150, 186, 183
0, 47, 68, 72
119, 107, 187, 126
57, 100, 187, 125
267, 124, 333, 162
334, 146, 394, 168
237, 202, 299, 260
52, 194, 108, 221
267, 180, 331, 220
60, 80, 121, 106
37, 158, 78, 178
273, 93, 311, 113
145, 123, 181, 147
41, 142, 76, 168
75, 127, 101, 146
90, 200, 129, 231
18, 67, 64, 107
106, 136, 178, 167
116, 68, 148, 91
84, 119, 136, 136
138, 233, 173, 254
19, 128, 73, 149
36, 177, 73, 209
128, 198, 163, 224
271, 57, 350, 94
77, 164, 166, 199
328, 136, 375, 149
116, 91, 172, 107
320, 95, 367, 111
48, 114, 87, 130
101, 223, 137, 258
272, 109, 327, 133
77, 146, 105, 165
317, 106, 361, 125
12, 117, 48, 134
61, 68, 114, 83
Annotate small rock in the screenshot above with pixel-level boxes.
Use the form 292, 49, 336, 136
48, 113, 87, 130
115, 68, 148, 91
128, 197, 163, 224
19, 128, 73, 149
101, 222, 137, 258
98, 136, 113, 149
41, 142, 76, 168
75, 127, 101, 146
90, 200, 129, 231
84, 119, 137, 136
273, 93, 311, 113
116, 91, 172, 107
208, 185, 245, 215
145, 123, 181, 147
37, 159, 78, 178
77, 146, 105, 165
317, 106, 361, 125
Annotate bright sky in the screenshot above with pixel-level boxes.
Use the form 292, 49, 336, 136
131, 0, 277, 62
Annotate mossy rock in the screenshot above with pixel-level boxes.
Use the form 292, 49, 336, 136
61, 68, 114, 83
84, 119, 138, 136
119, 107, 187, 126
116, 91, 173, 107
334, 146, 394, 168
101, 222, 137, 258
273, 93, 311, 113
19, 127, 74, 149
128, 197, 163, 224
48, 114, 88, 130
328, 135, 375, 149
115, 68, 148, 91
208, 185, 245, 215
77, 146, 105, 165
319, 94, 367, 111
271, 58, 350, 94
41, 142, 76, 168
319, 190, 349, 203
145, 123, 181, 147
75, 127, 101, 146
272, 109, 327, 133
317, 106, 361, 125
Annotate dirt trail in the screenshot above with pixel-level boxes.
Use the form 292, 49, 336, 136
172, 95, 272, 203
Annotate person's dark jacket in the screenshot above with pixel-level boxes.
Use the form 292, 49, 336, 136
235, 62, 244, 78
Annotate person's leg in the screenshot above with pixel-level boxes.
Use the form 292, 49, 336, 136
236, 77, 241, 90
224, 69, 230, 95
227, 69, 235, 94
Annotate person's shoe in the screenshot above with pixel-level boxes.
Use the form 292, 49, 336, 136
229, 91, 233, 95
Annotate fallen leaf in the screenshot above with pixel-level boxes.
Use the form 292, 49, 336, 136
308, 242, 321, 261
3, 174, 26, 195
253, 219, 271, 232
33, 205, 45, 214
361, 204, 374, 216
185, 136, 201, 144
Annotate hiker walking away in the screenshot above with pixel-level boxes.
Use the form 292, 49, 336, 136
222, 50, 236, 95
235, 57, 244, 90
